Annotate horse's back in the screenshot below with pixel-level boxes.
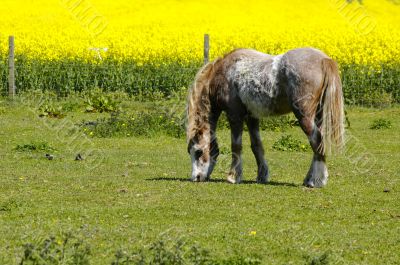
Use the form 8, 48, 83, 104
283, 47, 329, 69
224, 48, 273, 61
281, 47, 330, 85
281, 48, 331, 99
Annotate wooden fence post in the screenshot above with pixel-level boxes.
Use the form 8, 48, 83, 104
204, 34, 209, 65
8, 36, 16, 98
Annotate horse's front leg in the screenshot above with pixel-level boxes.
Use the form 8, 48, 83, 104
207, 111, 221, 180
246, 117, 269, 184
227, 118, 244, 184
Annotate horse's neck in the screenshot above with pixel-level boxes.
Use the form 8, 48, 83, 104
208, 109, 220, 135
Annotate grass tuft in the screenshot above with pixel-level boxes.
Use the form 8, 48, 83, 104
0, 199, 21, 212
81, 110, 185, 138
370, 118, 392, 129
307, 252, 330, 265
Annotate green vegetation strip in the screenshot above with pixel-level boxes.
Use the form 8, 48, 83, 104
1, 57, 400, 105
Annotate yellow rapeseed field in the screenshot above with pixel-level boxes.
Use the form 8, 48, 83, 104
0, 0, 400, 66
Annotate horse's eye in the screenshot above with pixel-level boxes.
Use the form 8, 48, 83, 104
194, 149, 203, 160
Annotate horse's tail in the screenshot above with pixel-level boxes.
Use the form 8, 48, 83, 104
319, 58, 345, 155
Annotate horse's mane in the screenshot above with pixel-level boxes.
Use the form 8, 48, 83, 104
186, 49, 261, 142
186, 59, 221, 141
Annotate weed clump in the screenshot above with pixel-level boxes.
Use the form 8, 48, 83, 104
112, 236, 261, 265
38, 103, 65, 118
19, 232, 91, 265
0, 99, 5, 114
15, 142, 55, 152
306, 251, 330, 265
370, 118, 392, 130
18, 232, 261, 265
272, 134, 309, 152
84, 88, 123, 113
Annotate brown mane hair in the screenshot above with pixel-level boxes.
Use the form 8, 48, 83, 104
186, 58, 221, 141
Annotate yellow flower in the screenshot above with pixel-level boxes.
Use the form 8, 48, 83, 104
249, 231, 256, 236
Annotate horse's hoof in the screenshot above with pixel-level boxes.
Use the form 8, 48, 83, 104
304, 182, 315, 188
227, 174, 241, 184
227, 175, 236, 184
256, 175, 269, 184
256, 178, 268, 184
303, 178, 327, 188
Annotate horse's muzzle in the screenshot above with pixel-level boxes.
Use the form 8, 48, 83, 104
191, 174, 209, 182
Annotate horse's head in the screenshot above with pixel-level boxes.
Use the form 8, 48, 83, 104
187, 127, 219, 182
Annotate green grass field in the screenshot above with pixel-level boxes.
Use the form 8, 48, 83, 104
0, 97, 399, 264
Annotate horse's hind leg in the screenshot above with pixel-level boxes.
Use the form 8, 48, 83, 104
246, 117, 269, 183
298, 116, 328, 188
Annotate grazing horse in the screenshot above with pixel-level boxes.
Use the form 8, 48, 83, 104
186, 48, 344, 188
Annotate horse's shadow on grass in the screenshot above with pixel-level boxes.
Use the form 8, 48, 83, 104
146, 177, 299, 187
